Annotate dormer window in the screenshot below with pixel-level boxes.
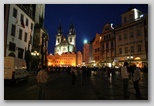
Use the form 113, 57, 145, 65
124, 17, 127, 23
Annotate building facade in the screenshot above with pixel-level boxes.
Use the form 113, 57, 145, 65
4, 4, 48, 70
83, 8, 148, 68
4, 4, 35, 59
47, 51, 82, 67
54, 23, 76, 55
83, 39, 94, 65
100, 23, 115, 67
47, 22, 82, 67
115, 8, 148, 68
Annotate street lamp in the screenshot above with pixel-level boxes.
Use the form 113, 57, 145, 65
31, 51, 40, 56
127, 56, 133, 63
31, 51, 40, 70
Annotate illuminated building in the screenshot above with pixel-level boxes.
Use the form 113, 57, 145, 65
4, 4, 35, 58
92, 33, 102, 67
100, 23, 115, 67
47, 51, 82, 67
48, 22, 82, 67
115, 8, 148, 68
54, 23, 76, 55
83, 39, 94, 66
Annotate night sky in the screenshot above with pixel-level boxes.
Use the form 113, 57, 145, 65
44, 4, 148, 54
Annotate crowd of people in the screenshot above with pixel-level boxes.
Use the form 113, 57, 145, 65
36, 62, 147, 99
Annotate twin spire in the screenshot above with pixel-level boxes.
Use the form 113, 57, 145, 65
57, 19, 76, 35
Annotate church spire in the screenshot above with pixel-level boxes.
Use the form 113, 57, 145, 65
68, 19, 75, 35
57, 19, 63, 35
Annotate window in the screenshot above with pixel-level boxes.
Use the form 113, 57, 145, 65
20, 14, 24, 21
125, 47, 128, 53
137, 30, 142, 36
58, 38, 60, 43
138, 45, 141, 52
29, 35, 32, 45
24, 32, 27, 42
130, 32, 134, 38
18, 48, 24, 59
124, 34, 127, 39
118, 35, 122, 40
106, 35, 108, 40
104, 36, 106, 40
109, 34, 110, 39
111, 41, 114, 48
131, 46, 134, 53
13, 8, 17, 18
130, 14, 133, 21
19, 29, 22, 40
106, 42, 108, 49
124, 17, 127, 23
102, 43, 104, 51
70, 38, 72, 42
9, 42, 16, 51
26, 18, 29, 26
95, 48, 97, 53
31, 23, 33, 30
11, 24, 16, 36
119, 48, 122, 54
98, 48, 100, 52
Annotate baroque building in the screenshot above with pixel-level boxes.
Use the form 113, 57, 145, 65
47, 22, 82, 67
54, 23, 76, 55
115, 7, 148, 68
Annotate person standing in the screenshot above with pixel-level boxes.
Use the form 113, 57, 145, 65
71, 67, 77, 85
121, 62, 130, 97
133, 65, 141, 97
37, 65, 49, 100
81, 66, 87, 85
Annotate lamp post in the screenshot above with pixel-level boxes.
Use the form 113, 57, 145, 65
127, 56, 133, 64
31, 51, 40, 70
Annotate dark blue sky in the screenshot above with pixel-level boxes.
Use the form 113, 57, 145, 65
44, 4, 148, 54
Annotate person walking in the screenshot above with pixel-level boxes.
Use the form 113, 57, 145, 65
71, 67, 77, 85
121, 62, 130, 98
81, 66, 87, 85
133, 65, 141, 97
37, 65, 49, 100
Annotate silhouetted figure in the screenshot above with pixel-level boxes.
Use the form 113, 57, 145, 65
133, 65, 141, 98
37, 66, 49, 100
121, 62, 129, 98
82, 66, 87, 85
71, 67, 77, 85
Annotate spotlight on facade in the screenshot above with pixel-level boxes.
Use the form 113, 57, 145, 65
140, 14, 144, 18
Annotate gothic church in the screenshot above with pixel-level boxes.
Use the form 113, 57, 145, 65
54, 23, 76, 55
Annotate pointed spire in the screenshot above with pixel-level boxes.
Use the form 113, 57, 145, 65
68, 18, 75, 35
57, 18, 63, 35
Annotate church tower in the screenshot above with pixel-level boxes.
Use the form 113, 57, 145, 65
54, 23, 64, 55
55, 23, 63, 46
67, 22, 76, 52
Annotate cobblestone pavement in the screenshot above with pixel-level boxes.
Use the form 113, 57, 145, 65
44, 70, 148, 100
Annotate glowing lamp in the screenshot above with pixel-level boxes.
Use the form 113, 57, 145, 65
84, 40, 87, 44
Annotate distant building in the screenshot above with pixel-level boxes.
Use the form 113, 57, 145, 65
47, 51, 82, 67
100, 23, 115, 67
92, 33, 102, 67
47, 22, 82, 67
83, 8, 148, 68
83, 38, 94, 66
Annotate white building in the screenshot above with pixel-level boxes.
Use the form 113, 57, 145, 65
5, 4, 35, 59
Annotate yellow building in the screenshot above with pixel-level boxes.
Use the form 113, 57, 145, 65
47, 51, 82, 67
